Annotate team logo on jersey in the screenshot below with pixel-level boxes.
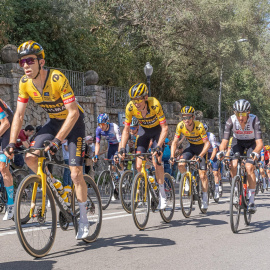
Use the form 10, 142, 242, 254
33, 92, 38, 96
180, 123, 184, 129
44, 92, 49, 96
151, 105, 158, 110
21, 76, 28, 83
196, 126, 201, 130
52, 74, 62, 82
128, 104, 133, 112
63, 92, 72, 98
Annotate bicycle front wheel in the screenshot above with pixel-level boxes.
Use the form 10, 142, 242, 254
179, 173, 193, 218
15, 175, 57, 258
160, 173, 175, 222
230, 175, 241, 233
119, 170, 133, 214
198, 179, 209, 214
97, 170, 113, 210
72, 175, 102, 243
131, 173, 150, 230
244, 209, 252, 225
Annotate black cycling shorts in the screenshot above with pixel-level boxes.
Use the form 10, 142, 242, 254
181, 143, 207, 171
136, 125, 162, 154
230, 137, 256, 165
30, 113, 85, 166
0, 127, 10, 150
265, 159, 269, 166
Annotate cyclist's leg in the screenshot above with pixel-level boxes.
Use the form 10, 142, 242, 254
178, 146, 194, 174
25, 119, 59, 173
230, 138, 244, 178
1, 129, 14, 220
212, 157, 220, 198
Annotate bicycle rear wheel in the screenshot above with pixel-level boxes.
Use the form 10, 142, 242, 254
119, 170, 133, 214
219, 179, 223, 198
72, 175, 102, 243
244, 209, 252, 225
230, 175, 241, 233
14, 175, 57, 258
160, 173, 175, 223
131, 173, 150, 230
97, 170, 113, 210
179, 173, 193, 218
198, 179, 209, 214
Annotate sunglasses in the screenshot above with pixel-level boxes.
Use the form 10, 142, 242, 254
19, 57, 39, 67
235, 112, 248, 117
131, 98, 144, 104
182, 115, 193, 120
130, 126, 138, 130
98, 123, 107, 127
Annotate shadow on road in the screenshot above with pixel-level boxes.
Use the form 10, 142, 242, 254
41, 233, 176, 260
237, 219, 270, 234
0, 260, 57, 270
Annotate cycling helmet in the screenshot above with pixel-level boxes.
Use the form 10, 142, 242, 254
17, 40, 45, 59
129, 83, 148, 98
265, 145, 270, 151
203, 123, 208, 132
131, 117, 139, 127
181, 106, 195, 114
233, 99, 251, 112
97, 113, 109, 124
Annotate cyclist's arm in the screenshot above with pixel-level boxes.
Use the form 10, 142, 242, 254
9, 101, 27, 144
199, 140, 211, 158
225, 146, 231, 157
0, 117, 10, 137
95, 142, 100, 156
157, 122, 168, 148
210, 147, 218, 160
254, 139, 263, 154
120, 125, 130, 150
171, 136, 179, 158
22, 140, 30, 149
219, 139, 229, 152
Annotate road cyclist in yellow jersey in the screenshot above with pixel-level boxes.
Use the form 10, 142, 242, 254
117, 83, 169, 209
4, 40, 91, 240
170, 106, 211, 210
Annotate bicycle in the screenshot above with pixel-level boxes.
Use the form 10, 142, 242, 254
97, 158, 122, 210
131, 153, 175, 230
178, 159, 209, 218
228, 153, 254, 233
255, 163, 264, 195
14, 143, 102, 257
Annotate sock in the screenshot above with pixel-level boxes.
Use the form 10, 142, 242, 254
203, 192, 208, 202
159, 184, 166, 199
263, 178, 266, 185
5, 185, 14, 205
215, 184, 219, 191
248, 189, 255, 204
78, 201, 88, 224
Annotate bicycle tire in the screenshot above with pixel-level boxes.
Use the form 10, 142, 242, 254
97, 170, 113, 210
230, 175, 241, 233
179, 172, 193, 218
15, 175, 57, 258
219, 180, 223, 198
119, 170, 133, 214
160, 173, 175, 223
255, 181, 260, 195
260, 181, 265, 193
72, 175, 102, 243
131, 172, 150, 230
266, 178, 269, 191
198, 179, 209, 214
244, 209, 252, 225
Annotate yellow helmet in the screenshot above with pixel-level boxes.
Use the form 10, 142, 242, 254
17, 40, 45, 59
265, 145, 270, 150
129, 83, 148, 98
181, 106, 195, 114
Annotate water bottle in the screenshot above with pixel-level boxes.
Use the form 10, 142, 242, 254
149, 176, 157, 190
53, 180, 69, 204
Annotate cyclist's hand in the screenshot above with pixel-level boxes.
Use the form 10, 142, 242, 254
4, 143, 16, 159
45, 138, 61, 155
114, 153, 119, 163
169, 157, 175, 165
250, 152, 259, 161
92, 155, 98, 163
209, 159, 214, 166
196, 156, 203, 163
217, 151, 225, 160
118, 148, 126, 159
151, 146, 162, 158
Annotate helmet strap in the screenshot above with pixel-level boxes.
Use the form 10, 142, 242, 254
33, 60, 41, 79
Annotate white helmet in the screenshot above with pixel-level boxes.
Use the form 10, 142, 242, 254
233, 99, 251, 112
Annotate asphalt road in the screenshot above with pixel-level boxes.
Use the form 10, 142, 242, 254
1, 180, 270, 270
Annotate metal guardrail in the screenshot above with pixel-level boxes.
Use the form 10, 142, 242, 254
104, 85, 129, 108
46, 66, 85, 96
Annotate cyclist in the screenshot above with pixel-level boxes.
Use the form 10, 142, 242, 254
258, 146, 268, 189
218, 99, 263, 213
118, 83, 168, 209
0, 98, 14, 220
170, 106, 211, 209
4, 41, 89, 240
203, 123, 221, 200
265, 145, 270, 182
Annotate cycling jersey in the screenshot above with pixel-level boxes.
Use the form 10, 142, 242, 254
207, 132, 218, 153
125, 97, 166, 128
175, 120, 208, 145
18, 69, 84, 119
0, 99, 13, 123
96, 123, 121, 145
261, 146, 269, 161
223, 114, 262, 141
228, 136, 233, 148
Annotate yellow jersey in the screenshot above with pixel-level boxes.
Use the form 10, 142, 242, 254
228, 137, 233, 148
18, 69, 84, 119
125, 97, 166, 128
175, 120, 208, 145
